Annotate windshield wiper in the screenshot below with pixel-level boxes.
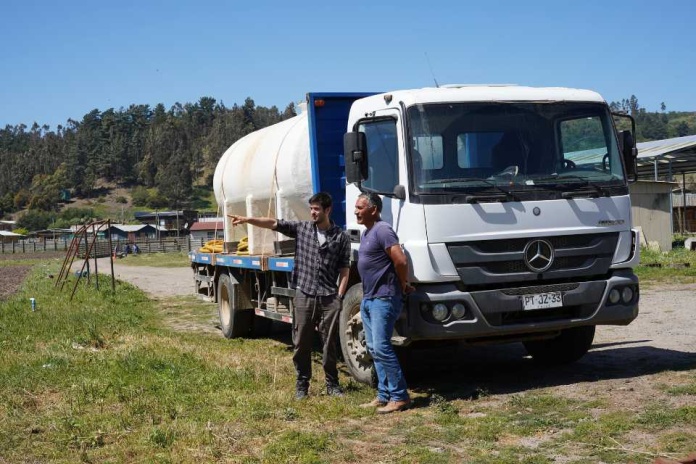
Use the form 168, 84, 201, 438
535, 174, 611, 198
421, 177, 518, 203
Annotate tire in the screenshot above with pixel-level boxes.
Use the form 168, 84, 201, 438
217, 273, 252, 338
523, 325, 596, 365
338, 284, 375, 385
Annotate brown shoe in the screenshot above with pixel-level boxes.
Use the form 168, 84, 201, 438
376, 399, 411, 414
359, 398, 387, 408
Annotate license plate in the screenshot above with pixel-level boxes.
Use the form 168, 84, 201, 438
522, 292, 563, 310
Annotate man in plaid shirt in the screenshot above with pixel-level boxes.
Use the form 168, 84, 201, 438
230, 192, 350, 399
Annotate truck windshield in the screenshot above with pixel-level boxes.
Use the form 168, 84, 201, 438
406, 102, 625, 196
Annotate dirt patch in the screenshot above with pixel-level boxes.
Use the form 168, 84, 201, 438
0, 252, 66, 261
0, 265, 32, 300
66, 185, 132, 212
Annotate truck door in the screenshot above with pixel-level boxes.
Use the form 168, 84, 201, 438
358, 109, 406, 235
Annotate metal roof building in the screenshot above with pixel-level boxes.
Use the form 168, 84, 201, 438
636, 134, 696, 180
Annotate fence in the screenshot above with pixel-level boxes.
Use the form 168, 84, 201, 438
1, 237, 205, 255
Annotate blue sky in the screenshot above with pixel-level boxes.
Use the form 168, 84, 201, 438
1, 0, 694, 129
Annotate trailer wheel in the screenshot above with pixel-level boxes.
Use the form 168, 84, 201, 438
523, 325, 595, 365
217, 273, 252, 338
339, 284, 375, 385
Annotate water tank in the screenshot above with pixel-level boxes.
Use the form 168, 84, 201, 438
213, 107, 313, 255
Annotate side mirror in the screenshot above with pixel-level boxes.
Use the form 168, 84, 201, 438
612, 111, 638, 181
392, 184, 406, 200
343, 132, 368, 184
620, 130, 638, 178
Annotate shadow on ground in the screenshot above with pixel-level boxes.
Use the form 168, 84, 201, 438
260, 325, 696, 400
401, 341, 696, 400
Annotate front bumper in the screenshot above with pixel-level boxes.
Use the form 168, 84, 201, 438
397, 269, 638, 344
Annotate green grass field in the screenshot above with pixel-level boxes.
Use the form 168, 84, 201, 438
0, 252, 694, 463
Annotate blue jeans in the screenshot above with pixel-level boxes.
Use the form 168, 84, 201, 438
360, 296, 409, 402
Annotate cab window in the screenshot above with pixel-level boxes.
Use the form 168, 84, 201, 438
358, 118, 399, 193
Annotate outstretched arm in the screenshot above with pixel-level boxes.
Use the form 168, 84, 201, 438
228, 215, 277, 230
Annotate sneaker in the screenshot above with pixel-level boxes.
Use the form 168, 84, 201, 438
376, 399, 411, 414
295, 381, 309, 400
359, 398, 387, 408
295, 387, 308, 400
326, 383, 344, 397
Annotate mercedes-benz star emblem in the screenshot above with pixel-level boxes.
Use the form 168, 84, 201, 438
523, 239, 554, 273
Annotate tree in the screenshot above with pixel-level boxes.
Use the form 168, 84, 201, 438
16, 210, 52, 231
675, 121, 691, 137
156, 151, 192, 208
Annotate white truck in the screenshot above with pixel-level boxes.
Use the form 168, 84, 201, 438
190, 85, 640, 384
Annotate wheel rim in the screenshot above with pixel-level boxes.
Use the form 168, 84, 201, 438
343, 306, 373, 376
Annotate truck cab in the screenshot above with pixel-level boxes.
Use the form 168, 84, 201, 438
340, 85, 639, 383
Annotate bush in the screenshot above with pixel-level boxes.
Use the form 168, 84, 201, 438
147, 189, 168, 208
16, 210, 53, 231
60, 207, 95, 222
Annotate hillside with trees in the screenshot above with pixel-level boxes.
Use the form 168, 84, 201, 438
0, 97, 296, 228
1, 94, 694, 230
609, 95, 696, 141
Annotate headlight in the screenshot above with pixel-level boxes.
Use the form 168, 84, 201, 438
621, 286, 634, 303
609, 288, 621, 304
451, 303, 467, 319
432, 303, 449, 322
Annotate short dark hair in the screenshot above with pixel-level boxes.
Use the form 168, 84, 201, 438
309, 192, 332, 209
358, 192, 382, 212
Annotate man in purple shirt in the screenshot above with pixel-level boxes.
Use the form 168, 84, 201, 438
354, 192, 414, 414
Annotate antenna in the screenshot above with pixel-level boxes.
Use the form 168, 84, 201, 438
425, 52, 439, 88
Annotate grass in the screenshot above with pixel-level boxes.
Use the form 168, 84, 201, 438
1, 255, 695, 462
636, 246, 696, 284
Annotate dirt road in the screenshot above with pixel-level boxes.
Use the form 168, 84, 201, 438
73, 257, 194, 298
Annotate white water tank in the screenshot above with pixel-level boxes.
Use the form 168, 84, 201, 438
213, 107, 313, 255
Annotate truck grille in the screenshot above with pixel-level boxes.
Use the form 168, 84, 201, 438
447, 233, 619, 286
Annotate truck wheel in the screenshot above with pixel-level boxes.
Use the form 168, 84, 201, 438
217, 273, 252, 338
523, 325, 595, 365
339, 284, 375, 385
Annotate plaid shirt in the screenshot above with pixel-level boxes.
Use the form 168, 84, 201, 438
275, 220, 350, 296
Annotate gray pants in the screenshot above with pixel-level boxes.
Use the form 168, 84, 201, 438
292, 292, 341, 387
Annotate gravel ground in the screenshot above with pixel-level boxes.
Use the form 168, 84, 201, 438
72, 257, 195, 298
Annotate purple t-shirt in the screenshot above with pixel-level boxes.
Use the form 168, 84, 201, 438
357, 221, 400, 299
